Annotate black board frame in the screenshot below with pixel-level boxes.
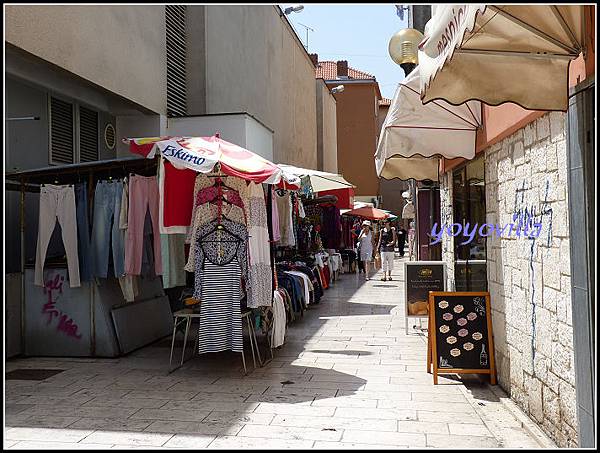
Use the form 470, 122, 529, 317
427, 291, 497, 385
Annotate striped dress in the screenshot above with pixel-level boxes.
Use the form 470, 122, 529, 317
194, 218, 248, 354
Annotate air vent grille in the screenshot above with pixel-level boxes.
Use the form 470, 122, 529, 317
50, 97, 74, 165
79, 106, 99, 162
166, 5, 187, 117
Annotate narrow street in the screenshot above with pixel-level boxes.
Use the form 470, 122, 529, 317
5, 259, 551, 449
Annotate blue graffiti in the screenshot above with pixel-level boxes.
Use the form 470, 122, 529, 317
513, 180, 553, 373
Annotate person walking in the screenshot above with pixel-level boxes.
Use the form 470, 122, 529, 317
357, 220, 375, 280
397, 225, 407, 257
376, 219, 397, 281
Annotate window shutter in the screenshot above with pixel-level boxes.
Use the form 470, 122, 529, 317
50, 97, 74, 165
166, 5, 187, 117
79, 106, 99, 162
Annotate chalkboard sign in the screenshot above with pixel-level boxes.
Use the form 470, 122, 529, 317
404, 261, 446, 317
427, 292, 496, 385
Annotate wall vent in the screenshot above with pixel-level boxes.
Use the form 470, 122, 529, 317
166, 5, 187, 117
79, 106, 99, 162
104, 123, 116, 150
49, 96, 74, 165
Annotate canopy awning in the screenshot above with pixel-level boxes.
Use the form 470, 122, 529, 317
124, 135, 300, 185
342, 206, 389, 220
375, 66, 481, 181
278, 164, 355, 192
418, 5, 586, 111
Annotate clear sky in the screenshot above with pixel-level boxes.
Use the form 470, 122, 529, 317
281, 4, 409, 99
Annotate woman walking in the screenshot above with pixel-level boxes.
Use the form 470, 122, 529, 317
376, 219, 397, 281
357, 220, 376, 280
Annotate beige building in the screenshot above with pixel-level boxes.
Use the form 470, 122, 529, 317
315, 78, 338, 173
4, 4, 330, 357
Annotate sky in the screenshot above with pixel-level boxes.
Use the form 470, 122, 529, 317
281, 4, 409, 100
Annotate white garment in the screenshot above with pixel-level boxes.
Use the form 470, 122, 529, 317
298, 199, 306, 218
358, 231, 374, 261
271, 290, 286, 348
286, 271, 312, 306
35, 184, 80, 287
118, 275, 140, 302
247, 182, 272, 308
119, 178, 128, 230
276, 192, 295, 247
402, 201, 415, 219
381, 251, 395, 272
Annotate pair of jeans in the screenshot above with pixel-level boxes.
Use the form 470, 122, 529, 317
74, 183, 92, 282
91, 180, 125, 278
125, 175, 162, 276
35, 184, 81, 287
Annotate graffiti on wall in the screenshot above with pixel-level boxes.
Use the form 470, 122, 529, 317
42, 272, 83, 340
513, 179, 553, 372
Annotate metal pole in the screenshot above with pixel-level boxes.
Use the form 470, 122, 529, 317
88, 171, 96, 356
20, 180, 26, 355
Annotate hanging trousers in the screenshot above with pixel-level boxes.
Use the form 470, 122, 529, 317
74, 183, 93, 282
91, 180, 125, 278
35, 184, 80, 287
125, 175, 162, 276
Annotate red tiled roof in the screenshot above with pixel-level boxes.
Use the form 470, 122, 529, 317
315, 61, 376, 80
379, 98, 392, 106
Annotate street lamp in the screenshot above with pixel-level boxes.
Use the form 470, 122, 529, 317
388, 28, 424, 77
282, 5, 304, 15
330, 85, 344, 94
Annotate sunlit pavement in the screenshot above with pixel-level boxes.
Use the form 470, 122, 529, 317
4, 258, 551, 449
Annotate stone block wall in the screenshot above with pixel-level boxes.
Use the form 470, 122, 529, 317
439, 111, 577, 447
439, 172, 455, 289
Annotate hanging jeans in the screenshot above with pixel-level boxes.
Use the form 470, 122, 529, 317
125, 175, 162, 276
74, 183, 92, 282
35, 184, 80, 287
91, 180, 125, 278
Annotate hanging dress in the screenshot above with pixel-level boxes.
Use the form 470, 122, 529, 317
246, 182, 272, 308
194, 217, 248, 354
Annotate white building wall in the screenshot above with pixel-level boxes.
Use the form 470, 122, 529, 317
439, 112, 577, 447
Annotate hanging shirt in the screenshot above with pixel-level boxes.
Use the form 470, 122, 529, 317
271, 290, 286, 348
276, 192, 295, 247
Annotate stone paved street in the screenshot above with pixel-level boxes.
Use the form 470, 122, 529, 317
4, 258, 553, 449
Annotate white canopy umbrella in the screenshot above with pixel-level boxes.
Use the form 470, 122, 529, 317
375, 66, 482, 181
418, 5, 586, 111
278, 164, 355, 192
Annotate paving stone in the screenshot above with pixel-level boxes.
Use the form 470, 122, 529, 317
124, 390, 199, 401
130, 408, 211, 422
80, 430, 174, 447
161, 434, 216, 448
426, 433, 500, 448
82, 397, 168, 409
207, 435, 314, 449
7, 441, 114, 449
255, 402, 336, 417
341, 429, 426, 447
236, 424, 342, 442
67, 417, 154, 432
311, 397, 379, 408
335, 407, 417, 421
271, 414, 398, 432
4, 427, 94, 443
144, 420, 244, 436
160, 400, 258, 413
448, 422, 494, 437
313, 441, 407, 449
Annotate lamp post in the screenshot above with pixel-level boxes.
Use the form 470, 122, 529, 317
388, 28, 424, 77
388, 27, 424, 258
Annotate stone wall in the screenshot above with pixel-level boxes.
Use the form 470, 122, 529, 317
439, 111, 577, 447
439, 172, 455, 289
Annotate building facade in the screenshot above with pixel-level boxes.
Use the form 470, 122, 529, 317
437, 66, 594, 450
313, 57, 382, 199
4, 4, 329, 357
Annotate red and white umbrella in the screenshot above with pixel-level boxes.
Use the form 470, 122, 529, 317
124, 135, 300, 186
